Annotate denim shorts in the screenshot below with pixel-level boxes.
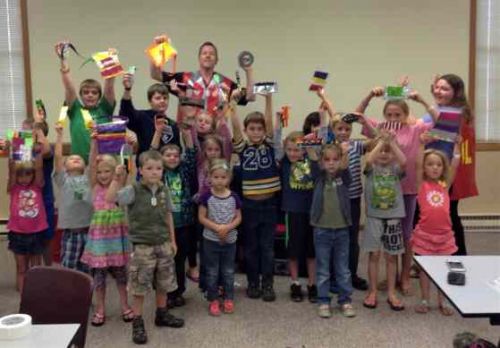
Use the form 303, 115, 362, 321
8, 231, 45, 255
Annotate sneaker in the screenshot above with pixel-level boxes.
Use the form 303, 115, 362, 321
340, 303, 356, 318
307, 285, 318, 303
317, 304, 331, 318
174, 296, 186, 307
132, 316, 147, 345
246, 284, 261, 299
166, 297, 175, 309
290, 283, 303, 302
154, 308, 185, 327
223, 299, 234, 314
209, 300, 221, 316
352, 276, 369, 291
262, 285, 276, 302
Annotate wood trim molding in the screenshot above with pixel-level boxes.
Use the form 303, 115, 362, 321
20, 0, 33, 120
477, 143, 500, 151
469, 0, 477, 110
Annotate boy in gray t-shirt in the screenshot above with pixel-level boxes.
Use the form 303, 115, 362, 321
362, 136, 406, 311
53, 124, 92, 273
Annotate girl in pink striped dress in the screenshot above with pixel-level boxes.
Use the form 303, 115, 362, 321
81, 138, 132, 326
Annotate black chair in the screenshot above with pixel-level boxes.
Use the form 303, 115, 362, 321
19, 266, 93, 348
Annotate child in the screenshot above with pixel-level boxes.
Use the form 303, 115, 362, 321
362, 134, 407, 311
310, 143, 356, 318
279, 129, 319, 302
198, 159, 242, 315
426, 74, 478, 256
6, 148, 46, 293
412, 147, 460, 315
120, 75, 180, 168
328, 113, 370, 290
80, 136, 131, 326
109, 150, 184, 345
231, 94, 281, 301
356, 87, 438, 294
53, 124, 93, 273
152, 126, 197, 308
55, 41, 116, 163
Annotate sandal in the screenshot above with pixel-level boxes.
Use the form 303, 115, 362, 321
363, 293, 378, 309
122, 309, 135, 323
398, 285, 413, 297
438, 304, 454, 316
415, 300, 430, 314
91, 312, 105, 327
387, 297, 405, 311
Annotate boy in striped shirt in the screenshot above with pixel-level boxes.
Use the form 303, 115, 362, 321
230, 94, 281, 301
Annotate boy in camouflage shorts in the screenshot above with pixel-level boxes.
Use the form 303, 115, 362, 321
108, 150, 184, 345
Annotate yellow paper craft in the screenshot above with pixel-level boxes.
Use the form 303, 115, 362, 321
81, 109, 93, 129
92, 50, 124, 79
146, 40, 177, 72
57, 106, 69, 127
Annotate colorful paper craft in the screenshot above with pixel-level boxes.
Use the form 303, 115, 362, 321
309, 71, 328, 91
57, 106, 69, 127
58, 42, 86, 61
96, 120, 127, 154
253, 82, 278, 95
146, 40, 177, 71
7, 130, 33, 162
384, 86, 411, 100
279, 106, 290, 128
91, 50, 124, 79
378, 121, 403, 132
297, 132, 323, 148
428, 107, 462, 143
81, 109, 94, 129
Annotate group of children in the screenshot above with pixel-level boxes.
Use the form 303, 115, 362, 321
4, 36, 475, 345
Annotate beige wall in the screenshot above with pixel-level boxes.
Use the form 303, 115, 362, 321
4, 0, 498, 219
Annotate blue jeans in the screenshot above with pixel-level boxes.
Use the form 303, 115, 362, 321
204, 239, 236, 301
314, 227, 352, 305
242, 197, 276, 287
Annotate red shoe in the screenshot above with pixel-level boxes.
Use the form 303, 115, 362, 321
209, 300, 221, 316
223, 300, 234, 314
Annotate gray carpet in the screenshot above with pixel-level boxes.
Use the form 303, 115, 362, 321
1, 232, 498, 348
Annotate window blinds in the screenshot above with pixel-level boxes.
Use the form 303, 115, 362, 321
0, 0, 25, 138
475, 0, 500, 142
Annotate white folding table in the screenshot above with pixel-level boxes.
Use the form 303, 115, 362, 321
1, 323, 80, 348
414, 255, 500, 325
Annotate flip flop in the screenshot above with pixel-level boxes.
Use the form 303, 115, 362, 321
439, 304, 454, 316
122, 309, 134, 323
415, 300, 430, 314
363, 294, 378, 309
91, 312, 105, 327
387, 298, 405, 311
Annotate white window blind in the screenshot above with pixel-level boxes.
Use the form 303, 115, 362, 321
0, 0, 25, 138
475, 0, 500, 142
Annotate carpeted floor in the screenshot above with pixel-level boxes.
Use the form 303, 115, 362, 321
1, 232, 498, 348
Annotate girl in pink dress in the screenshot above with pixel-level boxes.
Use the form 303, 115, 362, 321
81, 138, 132, 326
411, 147, 460, 316
6, 149, 47, 294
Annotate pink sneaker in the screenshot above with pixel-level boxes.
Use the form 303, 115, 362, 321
223, 300, 234, 314
209, 300, 221, 316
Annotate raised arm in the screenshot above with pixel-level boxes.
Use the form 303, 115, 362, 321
89, 133, 98, 187
242, 66, 256, 102
355, 86, 384, 114
317, 88, 335, 119
448, 142, 461, 186
54, 124, 65, 173
264, 94, 273, 139
33, 150, 44, 188
408, 90, 439, 123
389, 136, 407, 169
229, 101, 244, 145
106, 164, 127, 203
150, 117, 165, 151
55, 41, 77, 106
366, 139, 384, 166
